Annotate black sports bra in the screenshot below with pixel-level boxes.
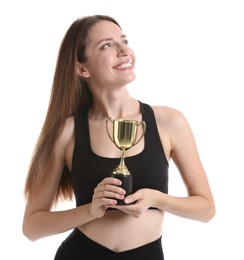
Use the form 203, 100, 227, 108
71, 101, 169, 207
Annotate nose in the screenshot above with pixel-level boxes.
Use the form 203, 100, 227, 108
117, 43, 130, 57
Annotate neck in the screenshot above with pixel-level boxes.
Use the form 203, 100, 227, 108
89, 96, 140, 120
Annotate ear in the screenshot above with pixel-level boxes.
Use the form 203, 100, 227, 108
77, 63, 90, 78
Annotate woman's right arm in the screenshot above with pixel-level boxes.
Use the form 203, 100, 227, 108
22, 117, 125, 241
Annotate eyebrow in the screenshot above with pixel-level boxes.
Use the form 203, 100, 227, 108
97, 35, 127, 46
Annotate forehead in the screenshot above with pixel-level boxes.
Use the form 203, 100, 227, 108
86, 20, 123, 44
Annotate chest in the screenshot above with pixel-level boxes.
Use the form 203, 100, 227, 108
71, 110, 169, 206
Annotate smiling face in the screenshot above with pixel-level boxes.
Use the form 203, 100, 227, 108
80, 20, 136, 90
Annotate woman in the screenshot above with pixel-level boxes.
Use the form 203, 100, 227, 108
22, 15, 215, 260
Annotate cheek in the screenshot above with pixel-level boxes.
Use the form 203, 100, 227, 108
88, 63, 112, 82
90, 54, 111, 68
131, 50, 136, 62
85, 52, 115, 78
95, 57, 114, 75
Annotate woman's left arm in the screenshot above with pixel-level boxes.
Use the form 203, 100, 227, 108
160, 106, 215, 222
152, 107, 215, 222
114, 106, 215, 222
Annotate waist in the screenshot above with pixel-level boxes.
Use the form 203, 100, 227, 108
78, 209, 164, 252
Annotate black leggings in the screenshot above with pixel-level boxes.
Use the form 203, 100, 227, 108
54, 228, 164, 260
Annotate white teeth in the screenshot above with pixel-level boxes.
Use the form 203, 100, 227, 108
117, 62, 132, 70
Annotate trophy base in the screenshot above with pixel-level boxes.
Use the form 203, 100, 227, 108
111, 173, 134, 205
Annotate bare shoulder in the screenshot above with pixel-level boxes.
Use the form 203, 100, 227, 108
59, 116, 75, 142
151, 105, 189, 129
55, 116, 75, 154
64, 116, 75, 133
54, 116, 75, 170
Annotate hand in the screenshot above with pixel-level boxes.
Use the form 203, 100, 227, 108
111, 188, 159, 217
89, 177, 126, 219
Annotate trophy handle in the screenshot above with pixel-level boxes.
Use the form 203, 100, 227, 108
105, 117, 115, 143
133, 120, 146, 146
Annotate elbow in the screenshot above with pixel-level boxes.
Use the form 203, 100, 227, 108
201, 201, 216, 223
22, 227, 37, 242
23, 234, 38, 242
22, 221, 39, 242
201, 210, 215, 223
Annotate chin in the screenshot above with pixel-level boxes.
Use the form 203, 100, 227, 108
125, 73, 136, 84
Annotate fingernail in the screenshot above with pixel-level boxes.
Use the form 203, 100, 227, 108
124, 198, 130, 204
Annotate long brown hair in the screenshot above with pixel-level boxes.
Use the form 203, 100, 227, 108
24, 15, 121, 203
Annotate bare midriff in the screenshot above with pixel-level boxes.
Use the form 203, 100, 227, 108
78, 209, 164, 252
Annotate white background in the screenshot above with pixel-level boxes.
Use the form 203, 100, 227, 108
0, 0, 243, 259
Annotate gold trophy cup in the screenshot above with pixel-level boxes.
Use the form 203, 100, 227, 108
106, 118, 146, 205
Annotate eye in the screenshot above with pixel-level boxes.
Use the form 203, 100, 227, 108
101, 42, 112, 50
123, 39, 129, 45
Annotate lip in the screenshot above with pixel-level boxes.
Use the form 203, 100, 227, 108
113, 59, 134, 70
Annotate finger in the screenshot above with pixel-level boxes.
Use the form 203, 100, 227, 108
95, 182, 126, 196
100, 177, 122, 186
124, 193, 138, 205
110, 205, 142, 217
96, 190, 125, 201
92, 196, 118, 210
99, 197, 118, 206
110, 204, 137, 212
93, 183, 126, 201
